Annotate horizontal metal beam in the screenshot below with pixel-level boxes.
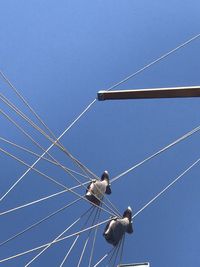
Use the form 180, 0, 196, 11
117, 263, 150, 267
97, 86, 200, 101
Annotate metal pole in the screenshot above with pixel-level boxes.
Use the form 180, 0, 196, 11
97, 86, 200, 101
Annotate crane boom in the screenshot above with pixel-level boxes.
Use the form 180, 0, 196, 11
98, 86, 200, 101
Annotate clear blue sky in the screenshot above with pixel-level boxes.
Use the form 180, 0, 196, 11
0, 1, 200, 266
